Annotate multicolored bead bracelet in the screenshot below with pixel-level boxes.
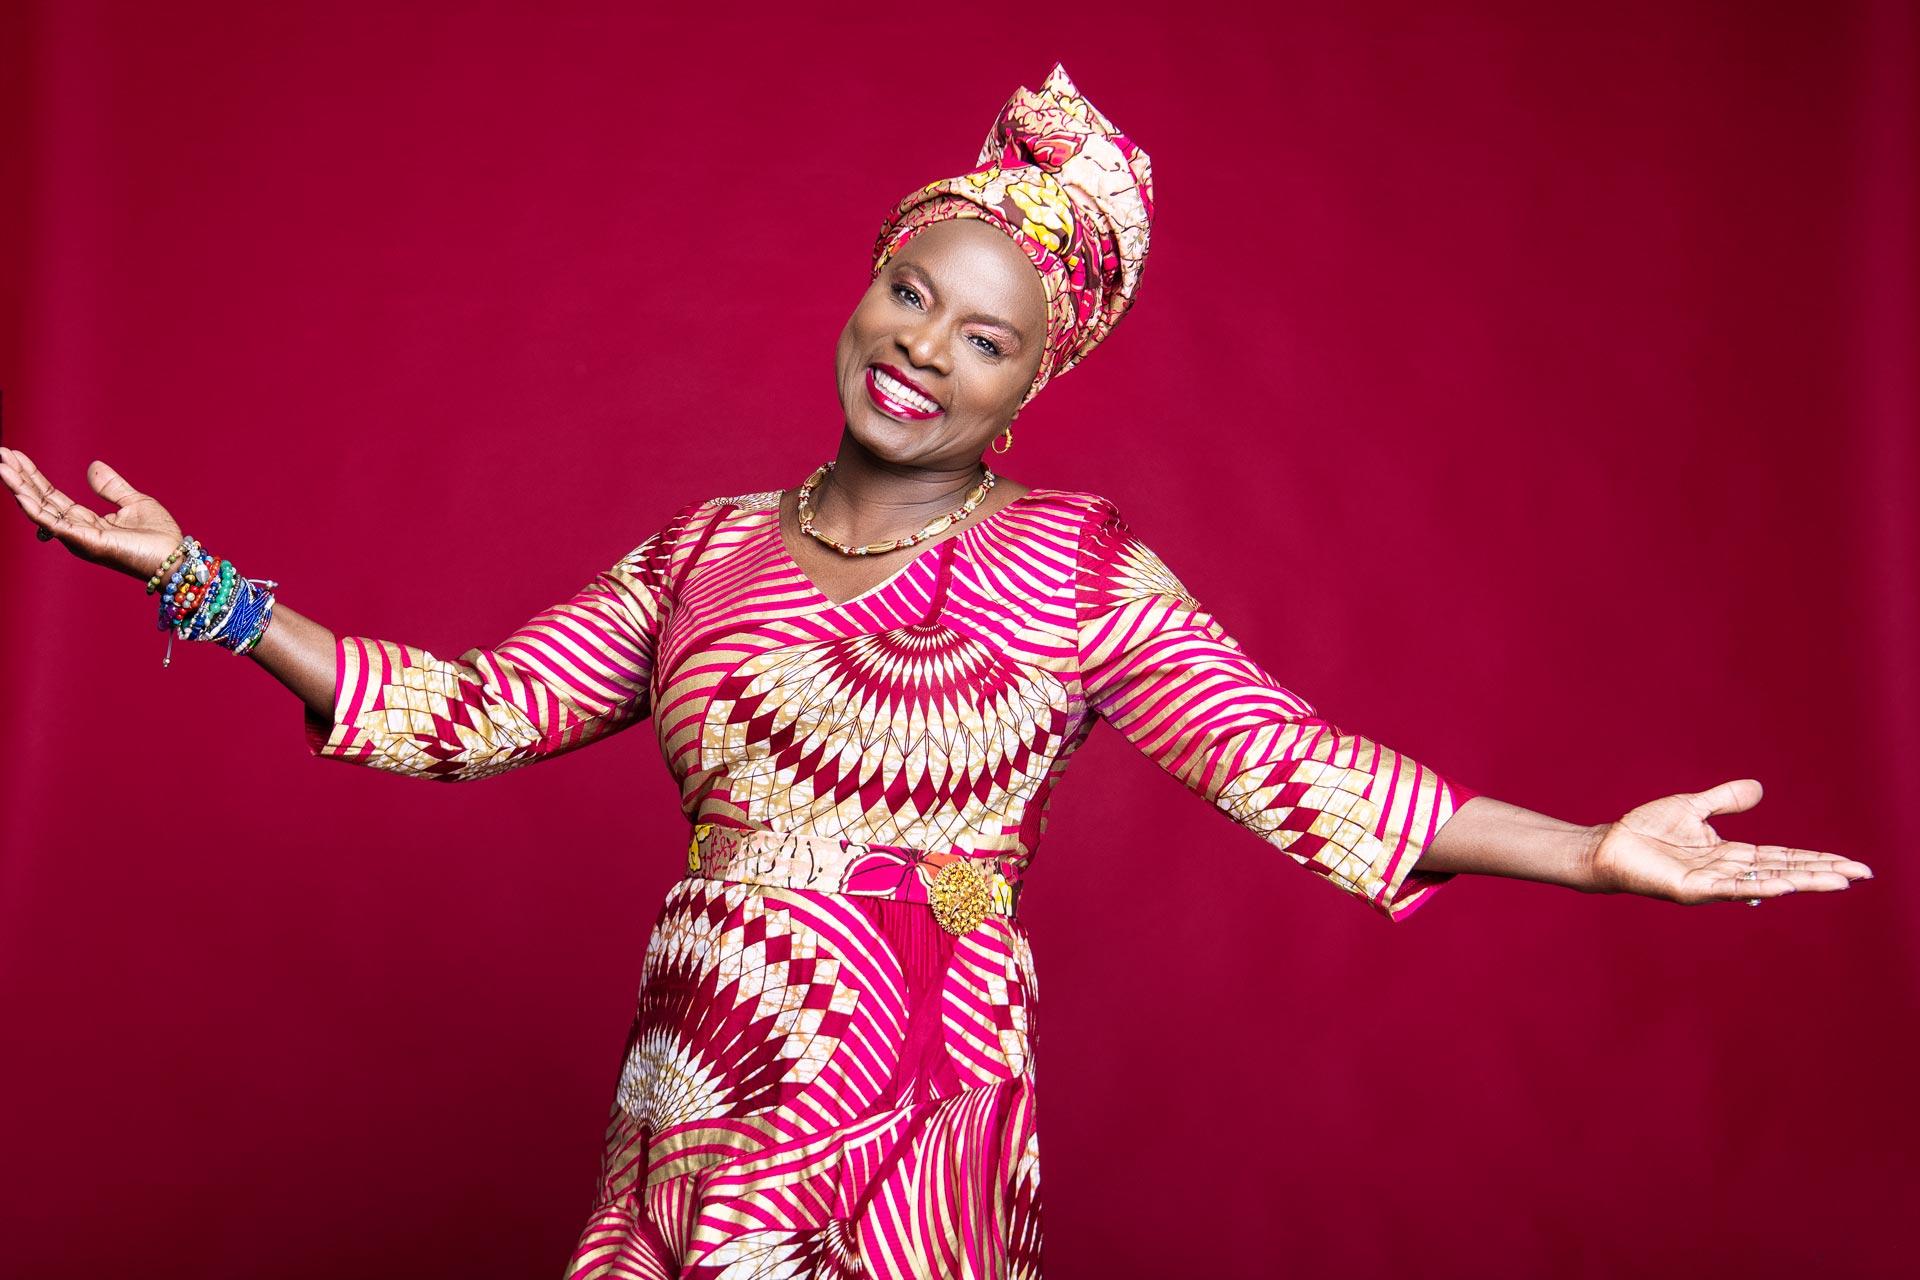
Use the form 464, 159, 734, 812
144, 538, 192, 593
150, 535, 279, 667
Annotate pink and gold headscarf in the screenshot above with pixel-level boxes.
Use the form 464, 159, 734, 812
872, 65, 1156, 405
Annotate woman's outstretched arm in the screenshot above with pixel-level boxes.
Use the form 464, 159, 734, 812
1, 447, 339, 719
1421, 783, 1873, 902
1, 446, 671, 781
1070, 495, 1874, 914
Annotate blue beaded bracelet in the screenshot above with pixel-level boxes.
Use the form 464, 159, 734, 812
154, 536, 279, 667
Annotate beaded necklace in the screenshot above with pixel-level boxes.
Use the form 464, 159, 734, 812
795, 461, 996, 558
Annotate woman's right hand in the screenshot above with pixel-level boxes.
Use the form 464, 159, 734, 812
0, 447, 185, 581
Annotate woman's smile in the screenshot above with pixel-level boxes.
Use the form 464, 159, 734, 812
865, 363, 944, 421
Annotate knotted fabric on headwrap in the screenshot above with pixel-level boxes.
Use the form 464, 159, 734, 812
872, 64, 1155, 404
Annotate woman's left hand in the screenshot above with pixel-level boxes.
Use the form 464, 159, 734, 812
1589, 778, 1872, 903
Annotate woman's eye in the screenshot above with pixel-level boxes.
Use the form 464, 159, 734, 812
968, 335, 1002, 357
892, 284, 922, 308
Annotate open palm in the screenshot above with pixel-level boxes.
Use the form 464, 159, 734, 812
1592, 778, 1870, 903
0, 447, 181, 580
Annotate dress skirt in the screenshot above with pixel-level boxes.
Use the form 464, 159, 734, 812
563, 875, 1042, 1279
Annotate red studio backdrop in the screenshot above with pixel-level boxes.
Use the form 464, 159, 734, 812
1, 3, 1914, 1277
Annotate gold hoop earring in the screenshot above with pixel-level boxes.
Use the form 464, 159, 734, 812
994, 423, 1014, 453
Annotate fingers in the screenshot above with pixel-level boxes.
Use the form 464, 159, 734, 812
0, 448, 104, 545
2, 447, 64, 512
86, 459, 140, 508
6, 453, 74, 522
1716, 841, 1874, 883
1749, 868, 1853, 892
1705, 873, 1800, 901
1749, 845, 1874, 880
1686, 778, 1763, 820
0, 446, 33, 499
1702, 863, 1859, 901
14, 486, 103, 542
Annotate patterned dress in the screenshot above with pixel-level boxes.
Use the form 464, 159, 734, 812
306, 488, 1478, 1278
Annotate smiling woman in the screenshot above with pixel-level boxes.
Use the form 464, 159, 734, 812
0, 61, 1874, 1280
848, 220, 1047, 436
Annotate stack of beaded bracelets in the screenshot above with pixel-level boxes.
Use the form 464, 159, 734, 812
144, 535, 279, 667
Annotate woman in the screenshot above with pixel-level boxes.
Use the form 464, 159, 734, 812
0, 65, 1871, 1279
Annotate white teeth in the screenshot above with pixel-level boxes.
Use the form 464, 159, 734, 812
874, 368, 939, 414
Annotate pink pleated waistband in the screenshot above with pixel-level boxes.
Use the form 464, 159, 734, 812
686, 824, 1020, 935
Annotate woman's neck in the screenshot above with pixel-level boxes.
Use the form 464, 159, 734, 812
810, 436, 991, 544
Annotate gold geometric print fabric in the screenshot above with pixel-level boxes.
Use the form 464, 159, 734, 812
305, 486, 1477, 1276
307, 529, 672, 782
1072, 505, 1474, 919
311, 489, 1474, 916
701, 625, 1072, 849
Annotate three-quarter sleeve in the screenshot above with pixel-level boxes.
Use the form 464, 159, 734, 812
1073, 500, 1479, 920
304, 516, 684, 782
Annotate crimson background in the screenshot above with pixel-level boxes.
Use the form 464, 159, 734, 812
1, 3, 1914, 1277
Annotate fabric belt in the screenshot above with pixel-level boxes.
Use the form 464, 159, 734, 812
687, 823, 1020, 936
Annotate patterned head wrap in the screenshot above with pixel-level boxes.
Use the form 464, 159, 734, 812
872, 64, 1155, 405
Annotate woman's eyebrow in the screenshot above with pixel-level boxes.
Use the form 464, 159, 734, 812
893, 262, 936, 294
961, 310, 1025, 344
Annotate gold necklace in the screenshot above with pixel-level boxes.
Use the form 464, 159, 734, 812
795, 461, 997, 557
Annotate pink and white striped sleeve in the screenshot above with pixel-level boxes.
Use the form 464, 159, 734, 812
1073, 500, 1479, 920
304, 518, 682, 782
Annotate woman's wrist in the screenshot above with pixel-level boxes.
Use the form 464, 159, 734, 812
1423, 796, 1614, 892
1528, 815, 1612, 892
1572, 821, 1614, 893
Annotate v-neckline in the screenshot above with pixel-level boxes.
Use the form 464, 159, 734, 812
771, 490, 1043, 610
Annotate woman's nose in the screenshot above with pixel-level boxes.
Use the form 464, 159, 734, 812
898, 322, 951, 375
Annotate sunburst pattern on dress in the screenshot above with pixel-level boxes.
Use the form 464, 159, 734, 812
706, 1220, 866, 1280
620, 883, 860, 1135
1077, 513, 1199, 609
703, 624, 1071, 847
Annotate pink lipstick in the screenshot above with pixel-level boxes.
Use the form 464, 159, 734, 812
866, 363, 944, 421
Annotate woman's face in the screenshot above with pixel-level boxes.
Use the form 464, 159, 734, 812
834, 218, 1050, 471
